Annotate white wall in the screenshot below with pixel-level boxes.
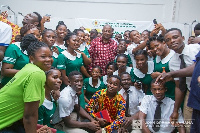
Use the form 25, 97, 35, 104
0, 0, 180, 24
0, 0, 199, 37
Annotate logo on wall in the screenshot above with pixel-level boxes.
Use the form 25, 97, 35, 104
92, 20, 100, 27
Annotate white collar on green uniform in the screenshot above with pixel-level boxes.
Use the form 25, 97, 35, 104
89, 77, 101, 88
61, 50, 81, 60
156, 50, 175, 64
13, 42, 28, 55
133, 61, 154, 78
42, 98, 54, 110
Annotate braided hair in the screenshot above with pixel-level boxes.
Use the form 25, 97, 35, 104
146, 34, 165, 49
27, 41, 49, 57
56, 21, 67, 30
134, 50, 148, 59
20, 34, 38, 52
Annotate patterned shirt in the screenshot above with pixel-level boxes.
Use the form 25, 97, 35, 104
0, 15, 21, 43
88, 37, 117, 75
86, 89, 126, 133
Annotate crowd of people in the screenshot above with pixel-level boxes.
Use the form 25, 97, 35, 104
0, 10, 200, 133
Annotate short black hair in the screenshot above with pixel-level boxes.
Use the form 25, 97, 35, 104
106, 61, 117, 71
73, 29, 84, 35
68, 71, 82, 81
129, 30, 137, 37
63, 32, 76, 47
109, 75, 121, 84
119, 39, 128, 45
20, 24, 37, 37
33, 12, 42, 27
45, 67, 60, 77
194, 23, 200, 31
42, 29, 56, 38
92, 66, 102, 74
120, 72, 130, 77
123, 30, 130, 36
116, 54, 128, 63
189, 36, 195, 38
134, 50, 148, 59
119, 39, 126, 42
165, 28, 182, 36
90, 29, 98, 34
150, 78, 166, 88
142, 30, 150, 36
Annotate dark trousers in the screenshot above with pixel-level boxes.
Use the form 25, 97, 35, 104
190, 109, 200, 133
0, 121, 25, 133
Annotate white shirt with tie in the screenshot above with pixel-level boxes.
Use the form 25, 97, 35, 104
139, 95, 184, 133
119, 86, 145, 116
169, 44, 200, 90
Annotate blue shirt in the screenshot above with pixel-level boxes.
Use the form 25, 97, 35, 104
188, 51, 200, 110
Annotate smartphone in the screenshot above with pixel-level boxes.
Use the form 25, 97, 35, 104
153, 19, 157, 24
45, 14, 51, 17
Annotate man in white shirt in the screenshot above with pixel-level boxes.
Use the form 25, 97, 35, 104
0, 21, 12, 88
118, 72, 144, 133
0, 21, 12, 62
52, 71, 100, 133
139, 79, 185, 133
164, 28, 200, 133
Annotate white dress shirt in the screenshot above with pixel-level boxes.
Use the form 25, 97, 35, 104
119, 86, 145, 115
52, 85, 78, 124
0, 21, 12, 45
169, 44, 200, 90
139, 95, 184, 133
127, 43, 138, 68
102, 75, 108, 85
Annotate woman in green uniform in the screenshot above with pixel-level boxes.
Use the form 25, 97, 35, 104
130, 50, 154, 95
113, 54, 132, 76
57, 32, 89, 90
84, 66, 106, 103
53, 21, 67, 53
115, 39, 132, 67
38, 68, 64, 133
1, 30, 39, 86
148, 34, 176, 100
74, 29, 91, 64
101, 61, 117, 85
42, 29, 59, 67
